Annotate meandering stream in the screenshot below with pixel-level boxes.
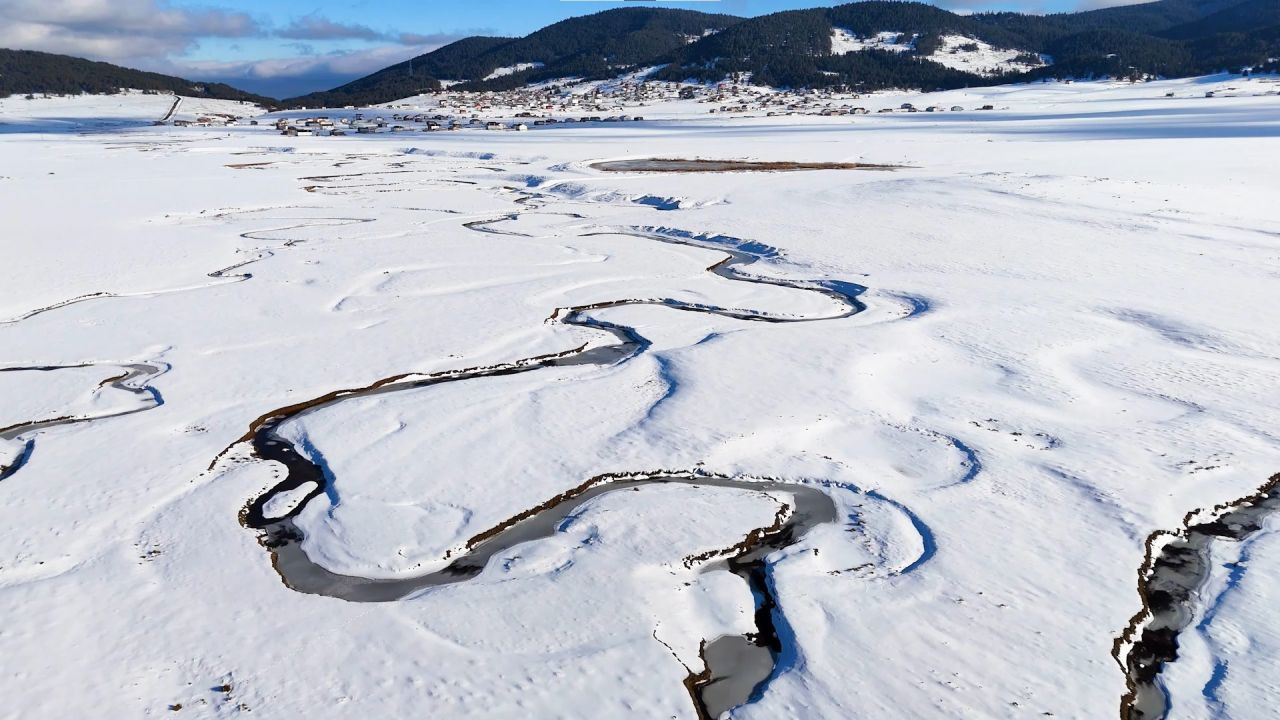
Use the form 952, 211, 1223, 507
0, 362, 165, 481
227, 175, 868, 717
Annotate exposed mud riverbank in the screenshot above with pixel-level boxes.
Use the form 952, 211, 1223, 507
1117, 472, 1280, 719
591, 159, 903, 173
254, 469, 836, 719
0, 362, 165, 480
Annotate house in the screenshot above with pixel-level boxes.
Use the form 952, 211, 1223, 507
485, 121, 503, 130
513, 123, 528, 131
950, 105, 964, 111
851, 107, 868, 115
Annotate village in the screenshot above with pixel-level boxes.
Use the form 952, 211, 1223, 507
141, 72, 1274, 137
261, 76, 1001, 136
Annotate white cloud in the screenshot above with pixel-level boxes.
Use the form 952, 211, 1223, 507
179, 43, 447, 81
0, 1, 485, 94
0, 0, 261, 65
3, 0, 258, 35
278, 15, 384, 42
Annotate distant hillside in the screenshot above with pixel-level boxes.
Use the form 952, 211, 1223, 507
656, 0, 1279, 89
1158, 0, 1280, 39
0, 49, 274, 105
655, 3, 1002, 89
283, 36, 512, 108
287, 0, 1277, 107
284, 7, 741, 107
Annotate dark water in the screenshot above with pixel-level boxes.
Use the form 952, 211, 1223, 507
0, 362, 164, 480
1120, 472, 1280, 719
233, 198, 867, 717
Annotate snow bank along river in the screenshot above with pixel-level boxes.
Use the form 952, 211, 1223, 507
232, 179, 866, 717
0, 74, 1277, 718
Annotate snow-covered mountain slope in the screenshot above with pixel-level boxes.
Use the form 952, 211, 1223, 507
926, 34, 1047, 76
830, 28, 917, 54
483, 62, 545, 81
826, 30, 1045, 77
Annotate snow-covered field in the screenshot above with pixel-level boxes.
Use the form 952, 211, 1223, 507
0, 75, 1277, 719
0, 90, 258, 132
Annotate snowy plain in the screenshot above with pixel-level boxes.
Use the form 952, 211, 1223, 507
0, 74, 1278, 719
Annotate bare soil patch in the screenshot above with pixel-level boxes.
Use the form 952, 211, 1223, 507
591, 158, 904, 173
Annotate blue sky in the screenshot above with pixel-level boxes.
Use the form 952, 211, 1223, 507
0, 0, 1126, 97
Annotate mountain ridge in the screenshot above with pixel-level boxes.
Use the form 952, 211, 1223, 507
284, 7, 743, 107
286, 0, 1277, 106
0, 49, 275, 105
2, 1, 1275, 107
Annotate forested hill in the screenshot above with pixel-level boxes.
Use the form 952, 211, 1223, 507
0, 49, 274, 104
656, 0, 1279, 89
14, 0, 1266, 107
284, 7, 742, 107
287, 0, 1276, 106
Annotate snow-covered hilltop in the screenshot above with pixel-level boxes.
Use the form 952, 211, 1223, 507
830, 28, 919, 55
925, 34, 1047, 76
829, 29, 1047, 77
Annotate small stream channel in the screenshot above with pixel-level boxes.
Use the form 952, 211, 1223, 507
227, 177, 868, 718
